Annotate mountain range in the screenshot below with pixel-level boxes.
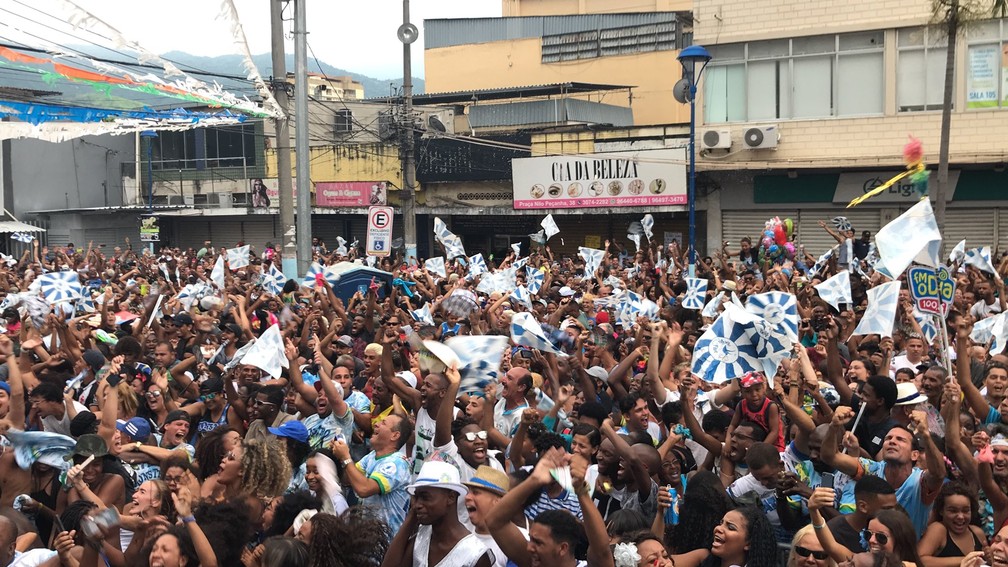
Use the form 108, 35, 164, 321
161, 51, 424, 99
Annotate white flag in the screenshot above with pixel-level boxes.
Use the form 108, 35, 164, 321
875, 199, 941, 276
949, 239, 966, 265
579, 247, 605, 279
226, 245, 250, 270
852, 281, 902, 338
210, 255, 225, 289
240, 324, 289, 378
965, 246, 999, 275
814, 270, 852, 312
641, 214, 654, 241
541, 215, 560, 240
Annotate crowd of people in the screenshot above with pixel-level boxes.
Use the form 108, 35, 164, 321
0, 222, 1005, 567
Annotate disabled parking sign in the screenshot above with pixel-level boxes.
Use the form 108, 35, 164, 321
367, 206, 394, 257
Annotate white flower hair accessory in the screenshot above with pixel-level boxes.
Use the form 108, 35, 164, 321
613, 542, 641, 567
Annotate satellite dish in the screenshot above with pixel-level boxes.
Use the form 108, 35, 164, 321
397, 23, 419, 44
673, 78, 692, 104
391, 237, 405, 249
427, 114, 447, 133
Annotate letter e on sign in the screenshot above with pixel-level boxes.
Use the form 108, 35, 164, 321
367, 206, 394, 257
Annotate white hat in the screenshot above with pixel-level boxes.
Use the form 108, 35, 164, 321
894, 382, 926, 406
395, 370, 418, 389
559, 286, 576, 297
586, 366, 609, 382
408, 461, 468, 497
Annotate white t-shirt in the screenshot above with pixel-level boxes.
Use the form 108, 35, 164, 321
493, 399, 527, 439
41, 400, 88, 436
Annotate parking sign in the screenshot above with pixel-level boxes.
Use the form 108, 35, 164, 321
367, 206, 394, 257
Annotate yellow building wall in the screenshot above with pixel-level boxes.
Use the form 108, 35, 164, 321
425, 38, 692, 126
503, 0, 690, 16
265, 144, 403, 186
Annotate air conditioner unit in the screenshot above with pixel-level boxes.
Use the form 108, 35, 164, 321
167, 195, 185, 205
182, 195, 195, 206
377, 111, 397, 141
701, 128, 731, 150
743, 125, 780, 149
231, 192, 249, 206
422, 109, 455, 137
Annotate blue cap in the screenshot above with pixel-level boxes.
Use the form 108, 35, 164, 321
268, 420, 309, 444
0, 381, 10, 396
116, 417, 152, 442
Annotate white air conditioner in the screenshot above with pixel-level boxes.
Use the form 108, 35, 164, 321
182, 195, 195, 206
701, 128, 731, 150
422, 109, 455, 137
167, 195, 186, 205
743, 125, 780, 149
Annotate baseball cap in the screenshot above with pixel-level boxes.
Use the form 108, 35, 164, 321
395, 370, 418, 388
268, 420, 309, 444
463, 465, 510, 496
82, 349, 106, 373
199, 376, 224, 394
117, 417, 152, 442
740, 371, 765, 388
408, 461, 468, 497
65, 434, 108, 462
336, 335, 353, 347
69, 411, 98, 438
586, 366, 609, 382
594, 311, 610, 325
173, 313, 194, 326
558, 286, 576, 297
165, 410, 190, 425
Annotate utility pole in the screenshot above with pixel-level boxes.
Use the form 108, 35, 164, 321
399, 0, 418, 263
293, 0, 312, 275
270, 0, 297, 279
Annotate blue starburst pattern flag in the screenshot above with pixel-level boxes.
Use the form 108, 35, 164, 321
875, 199, 941, 276
301, 262, 337, 288
177, 282, 209, 310
579, 247, 605, 279
831, 216, 852, 232
682, 278, 708, 310
913, 309, 939, 345
949, 239, 966, 265
210, 255, 226, 289
809, 247, 835, 277
443, 235, 466, 260
226, 245, 250, 270
37, 271, 82, 304
11, 232, 34, 243
745, 292, 799, 342
972, 312, 1008, 355
965, 246, 998, 275
434, 217, 453, 242
701, 291, 725, 318
692, 304, 764, 383
410, 304, 434, 326
526, 267, 545, 295
511, 312, 567, 357
263, 264, 286, 295
814, 270, 852, 312
445, 335, 510, 395
6, 429, 76, 471
424, 257, 447, 279
240, 324, 289, 378
541, 215, 560, 241
511, 285, 533, 309
468, 254, 488, 278
852, 281, 902, 337
641, 214, 654, 241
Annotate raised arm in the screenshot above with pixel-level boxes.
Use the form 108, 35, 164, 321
809, 487, 854, 563
821, 406, 863, 478
433, 365, 460, 447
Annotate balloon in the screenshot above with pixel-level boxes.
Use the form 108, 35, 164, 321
784, 242, 796, 258
784, 218, 794, 237
764, 230, 774, 239
762, 237, 774, 248
774, 225, 787, 246
768, 244, 779, 255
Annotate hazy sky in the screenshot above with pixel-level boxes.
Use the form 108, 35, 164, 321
43, 1, 501, 79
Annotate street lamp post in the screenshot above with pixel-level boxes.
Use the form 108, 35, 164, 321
677, 45, 712, 278
140, 130, 158, 253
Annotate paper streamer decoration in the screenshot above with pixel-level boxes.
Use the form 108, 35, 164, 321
874, 199, 941, 276
424, 257, 447, 279
579, 247, 605, 279
641, 214, 654, 241
262, 264, 286, 295
37, 271, 82, 304
848, 138, 929, 208
511, 312, 568, 357
541, 215, 560, 240
239, 324, 288, 378
949, 240, 966, 265
852, 281, 902, 338
691, 303, 765, 383
814, 271, 853, 312
210, 255, 226, 289
682, 278, 708, 310
745, 292, 799, 342
965, 246, 999, 275
226, 245, 250, 270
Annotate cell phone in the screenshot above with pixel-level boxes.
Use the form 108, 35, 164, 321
838, 302, 849, 313
821, 472, 835, 489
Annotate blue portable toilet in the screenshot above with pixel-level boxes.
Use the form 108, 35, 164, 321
326, 261, 394, 304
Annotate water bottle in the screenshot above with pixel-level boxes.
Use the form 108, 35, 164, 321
664, 486, 679, 525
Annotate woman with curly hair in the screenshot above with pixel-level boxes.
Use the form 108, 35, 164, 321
300, 508, 390, 567
214, 436, 291, 537
669, 470, 730, 554
917, 480, 985, 563
194, 426, 240, 500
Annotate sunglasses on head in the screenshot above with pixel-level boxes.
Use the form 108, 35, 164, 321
794, 546, 829, 561
861, 529, 888, 546
463, 430, 488, 442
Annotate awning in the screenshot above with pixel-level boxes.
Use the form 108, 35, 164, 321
0, 221, 46, 234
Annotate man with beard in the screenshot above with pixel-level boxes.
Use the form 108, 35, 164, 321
823, 406, 945, 537
381, 461, 492, 567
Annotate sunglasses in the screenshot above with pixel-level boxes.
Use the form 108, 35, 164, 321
463, 430, 488, 442
198, 392, 218, 402
250, 399, 276, 407
794, 546, 829, 561
145, 391, 162, 399
861, 529, 888, 546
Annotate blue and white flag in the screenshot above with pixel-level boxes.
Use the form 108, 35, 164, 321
6, 429, 76, 471
442, 235, 466, 260
541, 215, 560, 241
226, 245, 250, 270
434, 217, 454, 242
965, 246, 998, 275
10, 232, 34, 243
468, 254, 488, 278
814, 270, 852, 313
302, 262, 338, 288
210, 255, 226, 289
641, 214, 654, 241
701, 291, 725, 318
579, 247, 605, 279
37, 271, 82, 304
745, 291, 799, 342
263, 264, 286, 295
852, 281, 902, 337
240, 324, 288, 378
510, 285, 533, 309
875, 199, 941, 276
628, 233, 642, 252
972, 311, 1008, 355
529, 230, 546, 246
424, 257, 447, 279
410, 304, 434, 326
682, 278, 708, 310
443, 335, 510, 394
177, 282, 211, 310
692, 303, 765, 383
511, 312, 567, 357
913, 309, 939, 346
526, 267, 545, 295
949, 239, 966, 265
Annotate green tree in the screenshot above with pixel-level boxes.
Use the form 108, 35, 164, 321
933, 0, 1007, 230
